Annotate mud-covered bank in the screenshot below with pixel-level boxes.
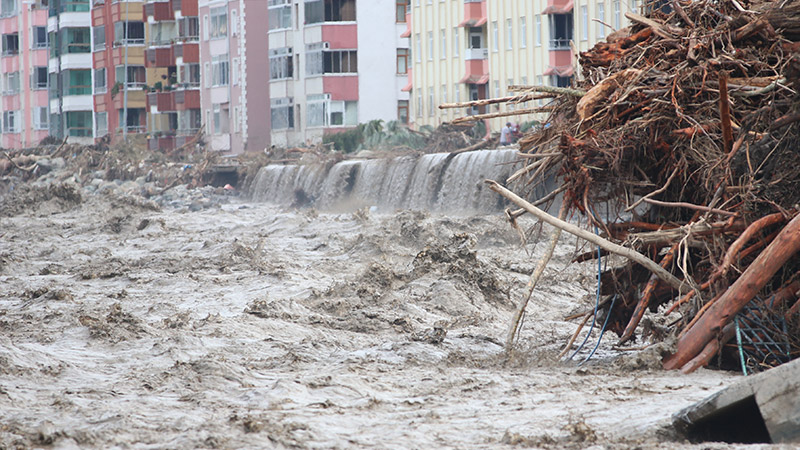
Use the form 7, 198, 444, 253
0, 190, 753, 449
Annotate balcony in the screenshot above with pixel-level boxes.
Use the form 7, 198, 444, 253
148, 134, 176, 151
144, 1, 174, 21
172, 41, 199, 63
174, 88, 200, 110
172, 0, 197, 17
549, 38, 570, 50
145, 47, 173, 67
147, 91, 176, 111
465, 47, 488, 60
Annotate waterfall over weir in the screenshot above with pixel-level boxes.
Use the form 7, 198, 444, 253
249, 148, 523, 213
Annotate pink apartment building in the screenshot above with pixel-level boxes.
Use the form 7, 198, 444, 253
198, 0, 269, 154
0, 0, 51, 148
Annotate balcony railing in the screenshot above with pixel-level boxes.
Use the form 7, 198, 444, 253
549, 38, 570, 50
465, 47, 488, 60
119, 125, 146, 133
114, 38, 146, 46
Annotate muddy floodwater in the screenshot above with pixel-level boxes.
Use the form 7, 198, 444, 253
0, 189, 773, 449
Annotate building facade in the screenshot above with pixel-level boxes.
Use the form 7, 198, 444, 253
48, 0, 94, 144
197, 0, 269, 154
409, 0, 637, 132
142, 0, 203, 151
267, 0, 409, 148
91, 0, 147, 143
0, 0, 50, 148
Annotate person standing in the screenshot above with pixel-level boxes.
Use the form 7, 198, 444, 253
500, 122, 513, 146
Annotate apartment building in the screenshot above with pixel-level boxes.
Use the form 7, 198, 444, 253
91, 0, 147, 142
48, 0, 94, 144
267, 0, 410, 148
0, 0, 50, 148
142, 0, 203, 151
197, 0, 269, 154
409, 0, 637, 131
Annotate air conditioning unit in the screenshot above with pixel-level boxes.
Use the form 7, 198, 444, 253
322, 42, 330, 49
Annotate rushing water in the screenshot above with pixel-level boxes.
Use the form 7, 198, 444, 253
249, 149, 524, 213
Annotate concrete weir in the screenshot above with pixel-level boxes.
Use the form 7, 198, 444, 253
248, 149, 536, 213
673, 358, 800, 444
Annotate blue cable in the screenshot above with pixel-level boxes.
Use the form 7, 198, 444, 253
580, 294, 618, 366
568, 224, 603, 361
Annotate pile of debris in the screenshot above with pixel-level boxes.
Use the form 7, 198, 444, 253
482, 0, 800, 373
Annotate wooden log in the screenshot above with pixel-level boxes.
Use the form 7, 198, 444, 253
452, 107, 554, 124
718, 212, 787, 277
679, 322, 735, 374
719, 73, 734, 154
439, 92, 552, 110
732, 18, 769, 42
663, 212, 800, 371
487, 180, 691, 294
618, 243, 679, 345
576, 69, 642, 121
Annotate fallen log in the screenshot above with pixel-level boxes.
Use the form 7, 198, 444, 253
663, 212, 800, 372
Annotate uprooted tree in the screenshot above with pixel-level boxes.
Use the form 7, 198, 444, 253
449, 0, 800, 372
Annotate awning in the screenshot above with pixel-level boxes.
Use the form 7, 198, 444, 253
400, 29, 411, 38
401, 80, 413, 92
543, 65, 575, 77
542, 0, 573, 14
459, 73, 490, 84
458, 17, 487, 27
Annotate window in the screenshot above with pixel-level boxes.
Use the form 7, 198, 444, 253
93, 25, 105, 50
149, 22, 177, 46
519, 17, 527, 48
3, 71, 19, 94
454, 83, 460, 103
118, 108, 144, 132
233, 106, 241, 133
416, 92, 422, 117
426, 31, 432, 60
2, 33, 18, 55
204, 62, 211, 88
212, 54, 229, 86
452, 27, 459, 57
179, 63, 200, 87
535, 15, 541, 46
597, 3, 605, 38
1, 0, 17, 18
550, 14, 573, 50
491, 21, 498, 52
206, 109, 212, 134
66, 111, 92, 137
329, 100, 357, 126
414, 33, 421, 62
115, 65, 146, 88
397, 48, 409, 74
33, 67, 48, 90
230, 9, 238, 36
94, 68, 106, 93
428, 86, 433, 116
440, 84, 447, 105
33, 27, 48, 49
210, 7, 228, 37
178, 109, 201, 133
65, 28, 91, 53
95, 112, 108, 137
271, 97, 294, 129
113, 22, 145, 46
493, 80, 500, 98
203, 15, 209, 40
581, 5, 589, 41
440, 29, 446, 59
614, 0, 621, 30
269, 47, 293, 80
34, 107, 49, 130
398, 99, 409, 124
506, 19, 513, 50
178, 17, 199, 41
396, 0, 408, 22
551, 75, 572, 87
212, 103, 229, 134
232, 57, 240, 85
3, 111, 19, 133
630, 0, 638, 13
304, 0, 356, 24
305, 46, 357, 75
